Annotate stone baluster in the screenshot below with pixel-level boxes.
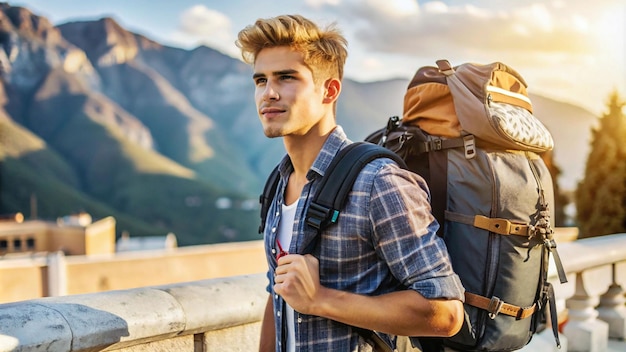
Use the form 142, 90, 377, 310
597, 262, 626, 339
563, 265, 612, 352
46, 251, 67, 297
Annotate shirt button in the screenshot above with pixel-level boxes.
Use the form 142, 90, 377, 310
271, 227, 276, 233
275, 294, 279, 299
271, 248, 276, 254
275, 211, 280, 216
297, 317, 302, 323
277, 311, 281, 317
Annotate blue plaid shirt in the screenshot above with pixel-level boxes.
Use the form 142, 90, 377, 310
263, 126, 464, 351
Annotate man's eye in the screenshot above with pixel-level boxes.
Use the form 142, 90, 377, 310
280, 75, 294, 81
255, 78, 267, 85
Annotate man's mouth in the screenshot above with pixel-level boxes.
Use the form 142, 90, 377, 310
260, 107, 286, 118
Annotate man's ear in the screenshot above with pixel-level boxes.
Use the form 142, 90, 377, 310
323, 78, 341, 104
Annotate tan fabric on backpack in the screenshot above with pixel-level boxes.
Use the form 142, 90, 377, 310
402, 59, 553, 153
403, 82, 461, 138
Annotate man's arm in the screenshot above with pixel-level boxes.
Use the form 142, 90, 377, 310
259, 295, 276, 352
273, 254, 464, 337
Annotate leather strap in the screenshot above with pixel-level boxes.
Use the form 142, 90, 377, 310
473, 215, 531, 236
465, 292, 536, 320
445, 211, 531, 237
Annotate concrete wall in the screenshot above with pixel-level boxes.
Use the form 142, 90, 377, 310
0, 259, 47, 302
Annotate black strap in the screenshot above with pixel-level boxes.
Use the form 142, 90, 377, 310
305, 142, 407, 233
546, 282, 561, 348
428, 148, 448, 237
546, 239, 568, 284
259, 164, 280, 234
414, 136, 466, 154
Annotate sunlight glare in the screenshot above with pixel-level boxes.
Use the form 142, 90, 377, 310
593, 6, 625, 61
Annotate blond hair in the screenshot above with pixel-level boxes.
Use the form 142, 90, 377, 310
236, 14, 348, 84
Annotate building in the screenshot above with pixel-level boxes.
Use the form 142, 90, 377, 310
0, 212, 116, 257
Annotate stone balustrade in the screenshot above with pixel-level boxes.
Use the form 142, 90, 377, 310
521, 232, 626, 352
1, 233, 626, 352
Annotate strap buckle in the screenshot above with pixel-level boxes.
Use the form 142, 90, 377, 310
306, 202, 338, 230
427, 139, 443, 151
487, 296, 504, 319
463, 135, 475, 159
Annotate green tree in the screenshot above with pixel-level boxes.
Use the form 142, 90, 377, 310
575, 91, 626, 238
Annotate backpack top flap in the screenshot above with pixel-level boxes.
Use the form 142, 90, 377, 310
403, 65, 462, 138
443, 59, 554, 152
403, 59, 554, 152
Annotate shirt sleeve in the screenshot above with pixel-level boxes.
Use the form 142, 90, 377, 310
369, 162, 465, 301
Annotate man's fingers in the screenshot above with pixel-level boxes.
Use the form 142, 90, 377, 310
275, 254, 297, 276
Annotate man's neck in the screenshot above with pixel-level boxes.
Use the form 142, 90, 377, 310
282, 126, 333, 205
283, 124, 336, 177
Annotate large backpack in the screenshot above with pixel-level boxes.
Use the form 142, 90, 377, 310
259, 59, 568, 351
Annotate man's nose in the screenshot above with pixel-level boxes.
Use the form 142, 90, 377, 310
263, 83, 279, 101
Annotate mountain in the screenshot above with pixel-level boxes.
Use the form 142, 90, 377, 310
0, 3, 598, 245
57, 18, 262, 194
0, 5, 261, 245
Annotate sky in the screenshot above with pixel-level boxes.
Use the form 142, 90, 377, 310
12, 0, 626, 115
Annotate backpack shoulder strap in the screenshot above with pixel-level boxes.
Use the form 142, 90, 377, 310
305, 142, 407, 232
258, 164, 280, 234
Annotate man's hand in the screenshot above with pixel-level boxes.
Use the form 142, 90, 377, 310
273, 254, 322, 314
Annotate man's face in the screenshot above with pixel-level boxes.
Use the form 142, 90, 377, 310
253, 46, 328, 138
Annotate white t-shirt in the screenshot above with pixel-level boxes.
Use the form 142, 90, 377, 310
277, 200, 297, 352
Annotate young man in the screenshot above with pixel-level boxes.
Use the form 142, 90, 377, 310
236, 15, 465, 352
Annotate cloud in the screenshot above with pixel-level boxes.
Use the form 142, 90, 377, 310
170, 5, 238, 56
178, 5, 232, 37
329, 1, 597, 58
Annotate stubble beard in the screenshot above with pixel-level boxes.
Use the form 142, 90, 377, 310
263, 125, 284, 139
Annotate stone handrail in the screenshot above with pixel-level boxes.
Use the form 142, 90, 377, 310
0, 274, 268, 351
1, 233, 626, 351
551, 233, 626, 274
